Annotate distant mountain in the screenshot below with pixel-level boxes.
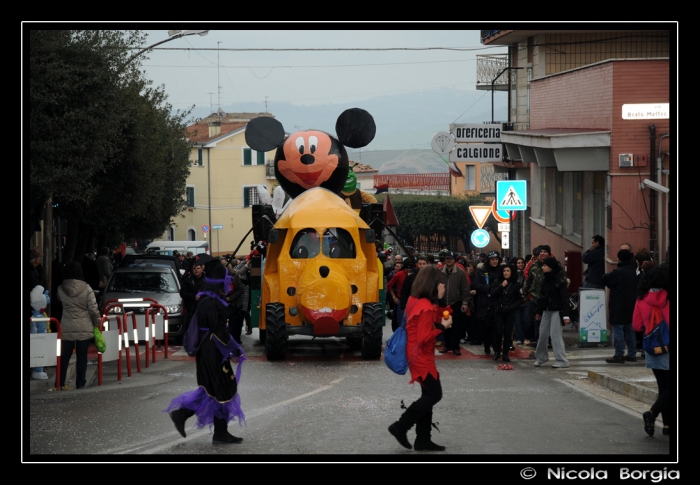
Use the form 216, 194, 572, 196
185, 87, 508, 152
345, 149, 449, 174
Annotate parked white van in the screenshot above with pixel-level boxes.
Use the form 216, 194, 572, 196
146, 240, 210, 256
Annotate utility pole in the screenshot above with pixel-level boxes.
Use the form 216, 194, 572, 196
217, 42, 222, 110
264, 96, 269, 113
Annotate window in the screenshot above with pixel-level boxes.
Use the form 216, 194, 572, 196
464, 165, 476, 191
186, 186, 195, 208
321, 228, 356, 259
291, 229, 320, 259
187, 229, 196, 241
197, 148, 203, 166
572, 172, 582, 237
531, 166, 546, 221
243, 148, 266, 166
555, 170, 564, 228
593, 172, 606, 238
243, 186, 260, 208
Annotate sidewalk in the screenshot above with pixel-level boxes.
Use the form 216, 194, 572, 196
28, 324, 659, 407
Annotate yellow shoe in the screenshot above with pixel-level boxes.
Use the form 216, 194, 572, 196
61, 385, 73, 390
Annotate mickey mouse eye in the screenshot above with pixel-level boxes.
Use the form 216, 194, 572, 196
295, 136, 305, 155
309, 135, 318, 154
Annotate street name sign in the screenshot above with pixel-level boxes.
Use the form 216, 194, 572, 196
213, 224, 224, 229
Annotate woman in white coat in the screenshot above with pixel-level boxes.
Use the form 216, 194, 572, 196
57, 261, 101, 390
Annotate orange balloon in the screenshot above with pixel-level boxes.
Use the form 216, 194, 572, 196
443, 311, 450, 319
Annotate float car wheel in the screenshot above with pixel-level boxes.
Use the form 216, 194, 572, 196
265, 303, 287, 360
361, 302, 383, 360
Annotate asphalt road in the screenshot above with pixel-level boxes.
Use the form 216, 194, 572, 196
25, 326, 674, 465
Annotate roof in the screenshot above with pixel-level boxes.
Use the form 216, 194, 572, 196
186, 112, 276, 144
350, 162, 378, 174
186, 121, 247, 143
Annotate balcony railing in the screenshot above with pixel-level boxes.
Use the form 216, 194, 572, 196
476, 54, 510, 91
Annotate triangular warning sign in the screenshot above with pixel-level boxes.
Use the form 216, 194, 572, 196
469, 206, 492, 229
499, 185, 523, 207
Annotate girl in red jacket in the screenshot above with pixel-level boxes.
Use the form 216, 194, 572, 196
388, 265, 452, 452
632, 264, 671, 437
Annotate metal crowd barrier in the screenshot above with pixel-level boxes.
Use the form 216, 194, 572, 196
29, 316, 62, 390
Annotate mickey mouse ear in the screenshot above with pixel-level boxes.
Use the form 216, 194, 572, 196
245, 116, 286, 152
336, 108, 376, 148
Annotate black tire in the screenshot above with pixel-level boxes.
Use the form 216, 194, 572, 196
265, 303, 287, 360
258, 328, 267, 345
346, 337, 362, 351
361, 302, 383, 359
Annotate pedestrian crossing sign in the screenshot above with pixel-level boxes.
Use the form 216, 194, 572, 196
496, 180, 527, 211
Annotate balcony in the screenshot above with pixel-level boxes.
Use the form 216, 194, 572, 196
475, 54, 510, 92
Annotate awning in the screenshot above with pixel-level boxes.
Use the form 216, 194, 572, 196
501, 129, 610, 171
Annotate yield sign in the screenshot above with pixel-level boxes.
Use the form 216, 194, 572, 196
469, 206, 492, 229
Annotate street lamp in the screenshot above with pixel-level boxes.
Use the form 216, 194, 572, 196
491, 67, 522, 123
127, 30, 209, 64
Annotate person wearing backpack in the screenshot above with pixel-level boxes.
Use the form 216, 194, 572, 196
632, 264, 671, 437
165, 262, 246, 445
388, 265, 452, 452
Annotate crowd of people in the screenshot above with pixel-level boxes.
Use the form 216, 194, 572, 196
380, 237, 672, 445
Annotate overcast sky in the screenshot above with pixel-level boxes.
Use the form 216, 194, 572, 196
136, 27, 506, 114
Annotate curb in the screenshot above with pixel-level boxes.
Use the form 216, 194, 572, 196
587, 369, 658, 406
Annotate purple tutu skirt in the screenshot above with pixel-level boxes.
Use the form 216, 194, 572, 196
163, 386, 245, 430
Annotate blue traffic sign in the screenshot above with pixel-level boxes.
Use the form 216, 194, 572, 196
471, 229, 490, 248
496, 180, 527, 211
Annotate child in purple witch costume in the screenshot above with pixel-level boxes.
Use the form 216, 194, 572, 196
164, 262, 247, 444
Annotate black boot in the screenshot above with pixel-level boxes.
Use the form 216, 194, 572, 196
502, 353, 511, 362
414, 412, 445, 452
493, 351, 502, 360
388, 406, 420, 449
212, 417, 243, 444
169, 408, 195, 438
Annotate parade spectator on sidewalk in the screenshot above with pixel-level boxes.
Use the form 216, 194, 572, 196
438, 251, 471, 356
470, 250, 502, 354
533, 257, 570, 369
513, 257, 529, 345
602, 249, 639, 364
57, 262, 101, 390
490, 263, 522, 362
387, 258, 409, 332
581, 235, 605, 289
522, 246, 550, 346
388, 265, 451, 452
96, 247, 112, 289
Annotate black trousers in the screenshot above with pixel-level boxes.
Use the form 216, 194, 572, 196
443, 302, 466, 350
398, 373, 443, 434
493, 311, 515, 354
651, 368, 671, 427
229, 307, 244, 344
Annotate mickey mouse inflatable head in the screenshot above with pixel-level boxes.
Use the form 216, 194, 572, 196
244, 108, 376, 199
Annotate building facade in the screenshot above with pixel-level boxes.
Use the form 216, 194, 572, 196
480, 29, 672, 286
155, 112, 277, 257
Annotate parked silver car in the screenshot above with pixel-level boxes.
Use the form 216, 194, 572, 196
100, 265, 185, 340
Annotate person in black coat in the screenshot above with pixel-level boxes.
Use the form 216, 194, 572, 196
469, 250, 502, 354
602, 249, 639, 363
490, 263, 522, 362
